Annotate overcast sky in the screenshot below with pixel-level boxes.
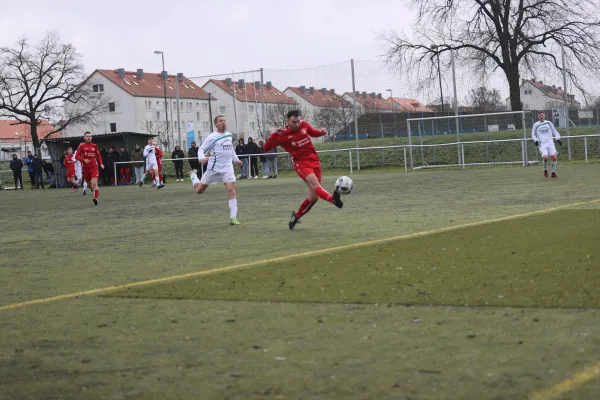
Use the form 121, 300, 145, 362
0, 0, 414, 76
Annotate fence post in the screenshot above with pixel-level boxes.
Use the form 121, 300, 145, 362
521, 111, 527, 166
461, 143, 466, 170
584, 136, 588, 164
407, 120, 414, 169
114, 163, 117, 186
403, 146, 407, 173
349, 149, 353, 175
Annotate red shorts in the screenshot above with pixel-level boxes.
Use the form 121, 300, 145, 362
83, 168, 99, 182
67, 169, 76, 179
295, 166, 322, 183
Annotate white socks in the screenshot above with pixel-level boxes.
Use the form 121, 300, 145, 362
552, 160, 557, 173
543, 159, 548, 170
83, 181, 88, 190
190, 173, 200, 186
229, 199, 237, 219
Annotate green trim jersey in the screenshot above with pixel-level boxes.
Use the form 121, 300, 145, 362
532, 121, 561, 145
198, 131, 240, 173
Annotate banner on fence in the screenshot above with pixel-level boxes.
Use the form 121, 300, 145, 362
186, 122, 195, 149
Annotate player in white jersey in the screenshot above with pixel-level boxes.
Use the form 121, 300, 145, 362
73, 142, 88, 194
188, 115, 243, 225
532, 110, 562, 178
138, 137, 164, 189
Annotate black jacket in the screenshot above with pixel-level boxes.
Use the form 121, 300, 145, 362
188, 146, 199, 158
119, 150, 131, 166
105, 152, 120, 172
31, 159, 43, 174
10, 158, 23, 172
236, 143, 247, 159
172, 149, 185, 166
246, 142, 259, 159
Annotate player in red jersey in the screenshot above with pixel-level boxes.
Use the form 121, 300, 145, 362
75, 131, 105, 205
155, 145, 165, 185
264, 110, 343, 230
63, 147, 78, 192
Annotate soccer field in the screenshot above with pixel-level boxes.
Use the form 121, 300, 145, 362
2, 165, 600, 400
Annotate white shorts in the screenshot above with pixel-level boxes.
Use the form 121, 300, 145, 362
146, 161, 158, 171
200, 169, 236, 185
539, 143, 557, 157
76, 170, 82, 181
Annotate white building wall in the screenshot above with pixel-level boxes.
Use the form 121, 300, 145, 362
64, 72, 135, 137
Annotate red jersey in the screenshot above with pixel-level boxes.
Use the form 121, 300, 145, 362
63, 154, 75, 169
75, 142, 103, 169
155, 147, 163, 170
264, 121, 326, 168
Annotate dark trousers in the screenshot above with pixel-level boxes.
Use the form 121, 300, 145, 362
175, 163, 184, 179
34, 172, 44, 188
189, 160, 202, 176
28, 171, 35, 187
13, 172, 23, 189
250, 157, 259, 177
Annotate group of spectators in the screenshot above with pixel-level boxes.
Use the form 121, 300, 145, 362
7, 138, 280, 190
9, 151, 56, 189
235, 137, 279, 179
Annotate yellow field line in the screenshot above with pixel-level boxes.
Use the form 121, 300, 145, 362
1, 198, 599, 313
529, 361, 600, 400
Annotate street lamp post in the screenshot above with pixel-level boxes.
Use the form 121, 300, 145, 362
15, 132, 21, 159
154, 51, 170, 149
386, 89, 398, 137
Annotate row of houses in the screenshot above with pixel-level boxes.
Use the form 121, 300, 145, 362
59, 68, 435, 147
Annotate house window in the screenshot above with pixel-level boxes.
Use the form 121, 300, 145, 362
110, 123, 117, 133
203, 103, 208, 110
250, 121, 255, 130
249, 105, 254, 113
188, 102, 192, 111
92, 84, 104, 92
108, 102, 116, 112
156, 111, 161, 120
220, 106, 226, 114
196, 112, 200, 121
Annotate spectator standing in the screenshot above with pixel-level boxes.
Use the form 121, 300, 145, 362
31, 154, 44, 189
119, 146, 131, 184
10, 154, 24, 190
131, 144, 144, 184
42, 160, 56, 188
266, 146, 278, 178
172, 145, 185, 181
98, 146, 109, 185
235, 138, 248, 179
246, 137, 259, 179
105, 146, 120, 185
23, 151, 35, 188
258, 139, 269, 179
188, 141, 202, 177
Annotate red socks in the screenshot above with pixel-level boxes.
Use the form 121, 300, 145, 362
314, 186, 333, 203
296, 198, 314, 219
94, 189, 99, 199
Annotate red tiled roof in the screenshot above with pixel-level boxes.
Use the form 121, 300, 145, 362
285, 87, 353, 108
344, 92, 396, 111
0, 120, 59, 142
390, 97, 433, 112
204, 79, 295, 104
526, 79, 580, 104
96, 69, 211, 100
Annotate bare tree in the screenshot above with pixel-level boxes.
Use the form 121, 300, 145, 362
380, 0, 600, 112
467, 87, 507, 113
266, 101, 310, 131
0, 32, 110, 150
313, 102, 354, 139
140, 121, 170, 149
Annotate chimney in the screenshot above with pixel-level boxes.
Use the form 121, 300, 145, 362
558, 86, 562, 90
309, 86, 315, 95
237, 79, 245, 88
321, 88, 327, 95
377, 93, 382, 99
266, 81, 272, 90
355, 91, 359, 96
136, 69, 144, 79
330, 89, 335, 95
254, 81, 261, 89
117, 68, 125, 79
225, 78, 232, 87
539, 81, 543, 85
300, 86, 306, 93
362, 91, 367, 97
552, 85, 556, 89
370, 92, 376, 98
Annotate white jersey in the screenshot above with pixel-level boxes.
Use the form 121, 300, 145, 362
532, 121, 560, 145
73, 151, 82, 175
143, 144, 157, 164
198, 131, 240, 173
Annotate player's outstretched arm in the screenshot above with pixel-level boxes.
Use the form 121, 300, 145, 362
302, 121, 327, 137
264, 131, 283, 151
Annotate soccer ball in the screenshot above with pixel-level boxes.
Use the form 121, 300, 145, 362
335, 176, 353, 195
